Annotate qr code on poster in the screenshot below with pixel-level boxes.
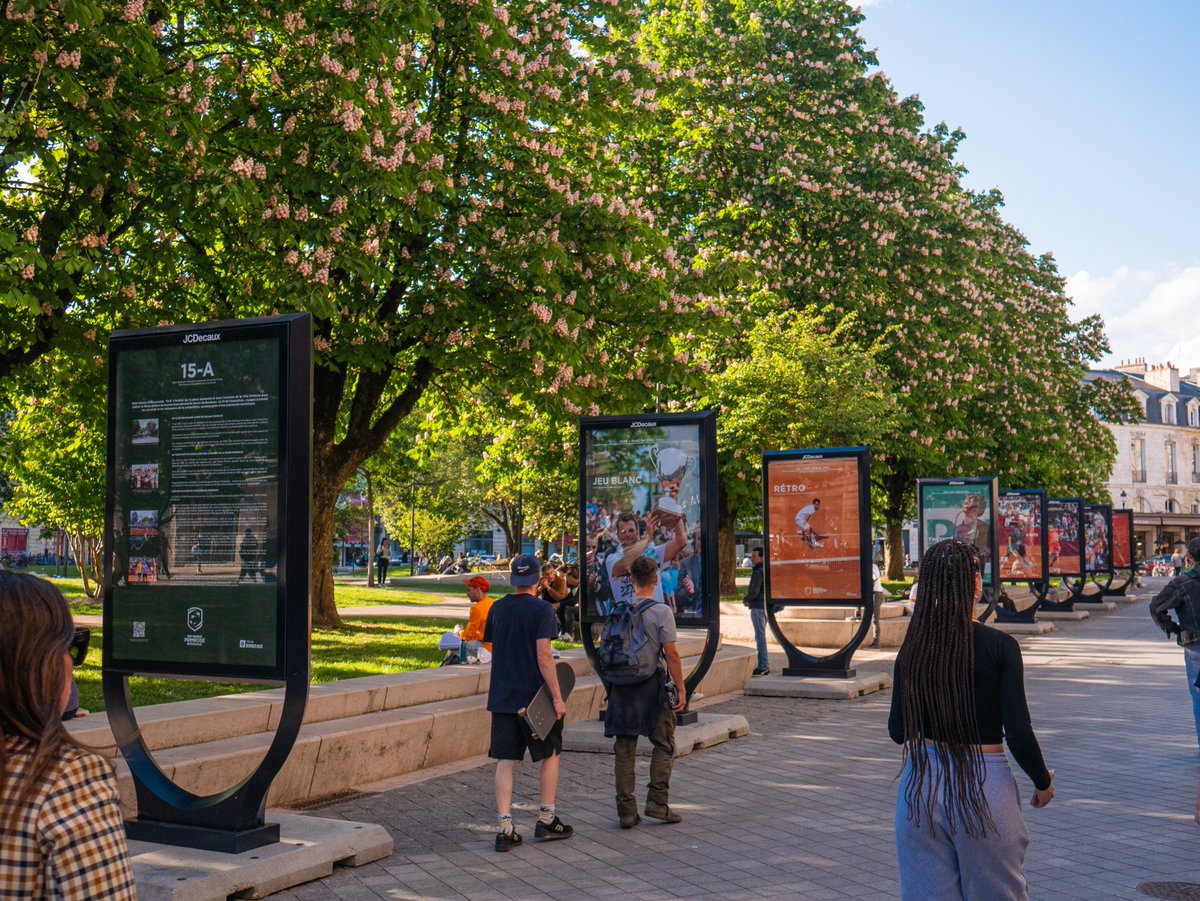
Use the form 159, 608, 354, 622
132, 621, 146, 639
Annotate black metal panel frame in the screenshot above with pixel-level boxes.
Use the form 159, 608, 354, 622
993, 489, 1049, 624
578, 411, 719, 713
1084, 503, 1115, 575
101, 314, 312, 851
756, 447, 872, 678
917, 477, 1000, 622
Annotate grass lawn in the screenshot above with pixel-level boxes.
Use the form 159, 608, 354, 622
332, 584, 464, 607
37, 572, 462, 617
73, 616, 579, 713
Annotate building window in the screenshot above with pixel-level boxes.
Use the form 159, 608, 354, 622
1193, 502, 1199, 515
1166, 499, 1179, 514
1132, 437, 1147, 482
1136, 497, 1150, 513
1191, 405, 1199, 427
1164, 401, 1177, 424
1167, 440, 1178, 484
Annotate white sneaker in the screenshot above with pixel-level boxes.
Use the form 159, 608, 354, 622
558, 632, 572, 642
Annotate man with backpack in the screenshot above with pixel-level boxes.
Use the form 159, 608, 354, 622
1150, 536, 1200, 750
601, 555, 687, 829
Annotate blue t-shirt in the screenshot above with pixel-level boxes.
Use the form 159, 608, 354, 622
484, 593, 558, 713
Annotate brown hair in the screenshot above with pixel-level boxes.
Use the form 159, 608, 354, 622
0, 572, 79, 829
895, 539, 993, 837
629, 555, 658, 590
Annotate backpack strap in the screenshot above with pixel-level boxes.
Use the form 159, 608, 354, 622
633, 597, 659, 615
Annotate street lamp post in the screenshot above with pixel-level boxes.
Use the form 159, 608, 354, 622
516, 486, 523, 555
409, 475, 417, 576
1119, 490, 1127, 509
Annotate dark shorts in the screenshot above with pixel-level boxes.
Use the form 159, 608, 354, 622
489, 713, 563, 762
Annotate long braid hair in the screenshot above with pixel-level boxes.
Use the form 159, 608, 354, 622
896, 538, 995, 837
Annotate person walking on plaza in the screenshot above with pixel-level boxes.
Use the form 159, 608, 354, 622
743, 547, 770, 675
604, 556, 688, 828
889, 539, 1054, 901
460, 575, 495, 659
1150, 536, 1200, 750
483, 554, 573, 851
0, 571, 136, 899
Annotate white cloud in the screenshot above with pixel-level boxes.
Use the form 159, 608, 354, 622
1069, 265, 1200, 370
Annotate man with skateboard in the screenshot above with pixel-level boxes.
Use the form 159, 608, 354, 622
484, 553, 574, 851
603, 555, 688, 829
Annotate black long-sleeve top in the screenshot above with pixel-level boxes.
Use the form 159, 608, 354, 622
888, 622, 1052, 791
742, 563, 764, 609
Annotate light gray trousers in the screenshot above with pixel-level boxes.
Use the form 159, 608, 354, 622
895, 752, 1031, 901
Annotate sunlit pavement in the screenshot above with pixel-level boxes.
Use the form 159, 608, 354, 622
273, 578, 1200, 900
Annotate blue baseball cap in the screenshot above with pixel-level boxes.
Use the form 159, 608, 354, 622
510, 553, 542, 587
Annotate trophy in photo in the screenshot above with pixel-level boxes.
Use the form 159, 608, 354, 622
650, 445, 694, 524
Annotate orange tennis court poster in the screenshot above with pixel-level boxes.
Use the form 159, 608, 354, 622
765, 456, 862, 602
1112, 510, 1133, 569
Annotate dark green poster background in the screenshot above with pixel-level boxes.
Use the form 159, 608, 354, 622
110, 331, 282, 671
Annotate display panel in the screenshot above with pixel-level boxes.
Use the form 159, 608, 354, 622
997, 490, 1048, 582
1046, 498, 1084, 577
1111, 509, 1135, 570
104, 315, 310, 680
1084, 503, 1113, 574
917, 478, 999, 587
579, 412, 717, 626
762, 448, 871, 605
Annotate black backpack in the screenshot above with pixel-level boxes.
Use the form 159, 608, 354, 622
597, 597, 661, 684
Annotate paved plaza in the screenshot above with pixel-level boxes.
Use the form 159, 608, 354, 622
273, 582, 1200, 901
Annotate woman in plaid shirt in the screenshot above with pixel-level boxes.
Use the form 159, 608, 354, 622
0, 572, 135, 899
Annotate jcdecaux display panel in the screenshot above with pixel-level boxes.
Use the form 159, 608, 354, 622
103, 315, 311, 681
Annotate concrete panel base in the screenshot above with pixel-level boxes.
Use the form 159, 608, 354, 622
1075, 600, 1118, 612
562, 713, 749, 757
988, 621, 1055, 635
1038, 610, 1090, 622
744, 671, 891, 700
129, 813, 391, 901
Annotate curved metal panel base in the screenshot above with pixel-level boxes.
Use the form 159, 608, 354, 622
765, 604, 870, 679
103, 667, 308, 846
992, 582, 1048, 624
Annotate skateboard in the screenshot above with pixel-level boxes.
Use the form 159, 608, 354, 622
519, 661, 576, 741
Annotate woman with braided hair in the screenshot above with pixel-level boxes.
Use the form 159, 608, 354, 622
889, 539, 1054, 900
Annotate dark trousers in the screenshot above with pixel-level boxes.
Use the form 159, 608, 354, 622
377, 558, 389, 582
613, 705, 675, 817
556, 603, 577, 638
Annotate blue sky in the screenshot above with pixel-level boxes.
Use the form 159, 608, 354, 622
855, 0, 1200, 370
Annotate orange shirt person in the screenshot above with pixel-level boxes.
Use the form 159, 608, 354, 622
461, 575, 496, 652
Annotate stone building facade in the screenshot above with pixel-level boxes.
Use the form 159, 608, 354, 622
1090, 359, 1200, 559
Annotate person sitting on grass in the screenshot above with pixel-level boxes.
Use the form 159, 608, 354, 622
461, 575, 495, 662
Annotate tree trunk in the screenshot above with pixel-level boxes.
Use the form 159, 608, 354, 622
366, 468, 375, 588
881, 463, 913, 581
884, 518, 904, 581
311, 479, 344, 629
69, 531, 96, 598
717, 477, 737, 597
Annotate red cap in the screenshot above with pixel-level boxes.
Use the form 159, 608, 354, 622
464, 575, 490, 593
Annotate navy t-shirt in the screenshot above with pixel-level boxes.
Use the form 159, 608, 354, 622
484, 593, 558, 713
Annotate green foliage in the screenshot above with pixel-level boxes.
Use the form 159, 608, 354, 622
690, 309, 896, 522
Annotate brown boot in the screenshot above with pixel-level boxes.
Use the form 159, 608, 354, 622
644, 802, 682, 824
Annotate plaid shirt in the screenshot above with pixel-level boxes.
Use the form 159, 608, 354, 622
1, 738, 136, 899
